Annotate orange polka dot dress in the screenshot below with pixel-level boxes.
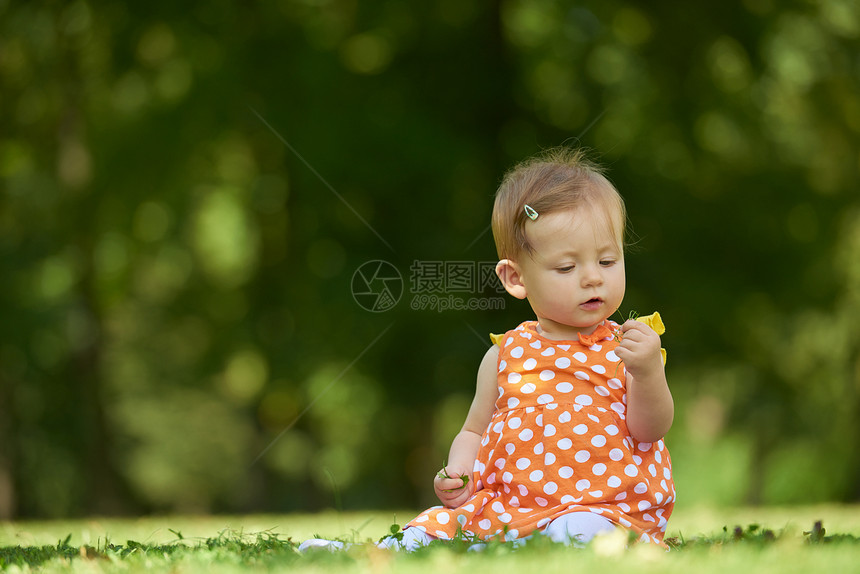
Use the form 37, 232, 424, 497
407, 320, 675, 546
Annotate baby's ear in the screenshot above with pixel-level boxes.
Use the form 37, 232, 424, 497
496, 259, 527, 300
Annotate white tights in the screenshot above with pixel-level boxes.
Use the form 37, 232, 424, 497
378, 511, 616, 551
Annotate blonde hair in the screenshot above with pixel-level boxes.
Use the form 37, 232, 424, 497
491, 147, 627, 260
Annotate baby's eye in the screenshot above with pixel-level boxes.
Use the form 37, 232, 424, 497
556, 265, 575, 273
600, 260, 617, 267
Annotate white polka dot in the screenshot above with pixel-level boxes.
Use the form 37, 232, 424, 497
655, 492, 664, 504
605, 425, 619, 436
573, 424, 588, 435
634, 482, 648, 494
595, 386, 610, 396
554, 357, 571, 369
607, 378, 623, 389
529, 470, 544, 481
508, 417, 522, 429
530, 340, 542, 349
511, 346, 524, 358
533, 442, 544, 455
518, 428, 534, 441
555, 382, 574, 394
637, 442, 653, 452
415, 514, 429, 523
649, 464, 657, 477
618, 517, 631, 528
544, 424, 557, 437
573, 352, 587, 363
543, 482, 558, 495
574, 450, 590, 463
535, 497, 549, 507
576, 479, 591, 491
559, 410, 572, 424
574, 371, 590, 381
487, 472, 496, 484
494, 458, 505, 469
504, 337, 513, 347
523, 357, 537, 370
507, 397, 520, 409
516, 458, 531, 470
638, 501, 652, 511
624, 464, 639, 477
591, 364, 607, 374
507, 372, 522, 384
498, 360, 507, 372
536, 414, 543, 426
545, 452, 556, 465
611, 402, 625, 415
588, 490, 603, 498
492, 501, 505, 513
499, 513, 512, 523
664, 468, 671, 480
557, 438, 573, 450
435, 530, 447, 537
607, 475, 622, 488
605, 350, 619, 362
655, 450, 662, 463
592, 463, 607, 476
521, 382, 536, 394
437, 512, 450, 524
575, 394, 593, 406
493, 421, 504, 433
518, 484, 529, 496
661, 479, 668, 492
502, 471, 513, 483
633, 455, 643, 465
534, 393, 554, 406
538, 370, 555, 381
588, 414, 600, 423
505, 443, 516, 455
559, 466, 574, 479
458, 514, 467, 526
591, 435, 607, 448
558, 344, 570, 351
541, 347, 555, 356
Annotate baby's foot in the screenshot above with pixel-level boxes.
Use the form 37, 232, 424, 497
298, 538, 349, 552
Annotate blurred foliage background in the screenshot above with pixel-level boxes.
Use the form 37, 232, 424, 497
0, 0, 858, 519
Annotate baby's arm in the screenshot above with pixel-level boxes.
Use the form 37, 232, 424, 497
615, 320, 674, 443
434, 344, 499, 508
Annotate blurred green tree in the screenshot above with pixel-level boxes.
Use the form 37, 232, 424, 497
0, 0, 857, 518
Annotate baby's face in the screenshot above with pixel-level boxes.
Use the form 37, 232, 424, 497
517, 208, 626, 339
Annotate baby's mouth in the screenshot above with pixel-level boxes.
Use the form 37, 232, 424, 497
580, 297, 603, 309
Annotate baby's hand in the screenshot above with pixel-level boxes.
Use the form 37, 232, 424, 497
434, 464, 473, 509
615, 320, 664, 381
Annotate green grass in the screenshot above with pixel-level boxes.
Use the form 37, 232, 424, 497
0, 505, 858, 573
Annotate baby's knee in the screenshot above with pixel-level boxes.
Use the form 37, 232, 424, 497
543, 512, 616, 546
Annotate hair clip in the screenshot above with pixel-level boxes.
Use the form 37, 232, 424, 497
524, 204, 539, 221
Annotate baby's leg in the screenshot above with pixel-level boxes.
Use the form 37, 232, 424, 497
376, 526, 437, 551
543, 512, 616, 546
